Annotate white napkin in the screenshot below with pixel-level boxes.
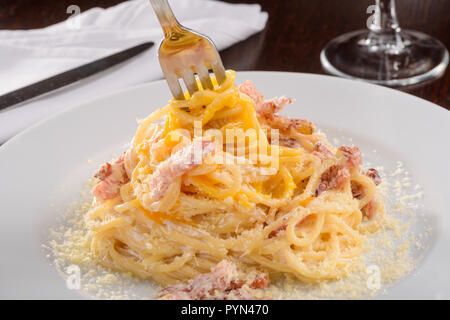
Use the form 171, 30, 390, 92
0, 0, 267, 142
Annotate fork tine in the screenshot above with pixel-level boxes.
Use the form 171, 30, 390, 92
166, 73, 185, 100
182, 69, 199, 96
196, 65, 214, 90
151, 0, 226, 99
212, 61, 226, 85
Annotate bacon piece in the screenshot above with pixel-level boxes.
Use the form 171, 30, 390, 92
256, 97, 312, 134
238, 80, 265, 107
149, 140, 215, 201
159, 260, 269, 300
336, 146, 362, 169
92, 153, 129, 201
238, 81, 314, 135
238, 81, 294, 114
279, 136, 302, 148
229, 273, 269, 291
94, 164, 111, 181
259, 97, 295, 114
365, 168, 381, 186
362, 197, 380, 219
249, 273, 270, 289
315, 165, 350, 196
160, 260, 236, 300
312, 141, 333, 161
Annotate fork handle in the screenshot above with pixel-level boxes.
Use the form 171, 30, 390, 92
149, 0, 183, 38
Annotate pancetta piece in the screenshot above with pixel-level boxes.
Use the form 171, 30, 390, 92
159, 260, 270, 300
92, 152, 129, 201
238, 80, 265, 107
315, 165, 350, 196
362, 195, 381, 219
336, 146, 362, 169
365, 168, 381, 186
312, 141, 333, 161
148, 140, 215, 201
238, 81, 314, 135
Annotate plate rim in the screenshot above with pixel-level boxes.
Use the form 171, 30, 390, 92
1, 71, 449, 299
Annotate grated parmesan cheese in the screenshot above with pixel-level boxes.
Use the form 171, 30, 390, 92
46, 145, 431, 299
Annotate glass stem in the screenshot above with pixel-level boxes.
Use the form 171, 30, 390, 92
370, 0, 401, 35
366, 0, 406, 51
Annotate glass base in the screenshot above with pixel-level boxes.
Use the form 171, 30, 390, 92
321, 29, 449, 87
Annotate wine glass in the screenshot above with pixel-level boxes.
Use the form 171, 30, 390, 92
320, 0, 449, 87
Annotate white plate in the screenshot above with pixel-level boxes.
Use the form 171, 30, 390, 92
0, 72, 449, 299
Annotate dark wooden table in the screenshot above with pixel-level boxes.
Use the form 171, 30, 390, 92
1, 0, 449, 110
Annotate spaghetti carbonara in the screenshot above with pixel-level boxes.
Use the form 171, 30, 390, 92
87, 70, 384, 299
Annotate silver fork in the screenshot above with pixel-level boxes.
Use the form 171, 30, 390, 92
150, 0, 227, 100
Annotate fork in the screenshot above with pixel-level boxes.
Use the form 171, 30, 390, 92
150, 0, 226, 100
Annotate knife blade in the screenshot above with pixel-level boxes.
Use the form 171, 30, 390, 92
0, 41, 154, 112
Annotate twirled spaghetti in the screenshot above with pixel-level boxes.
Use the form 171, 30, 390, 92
87, 70, 384, 297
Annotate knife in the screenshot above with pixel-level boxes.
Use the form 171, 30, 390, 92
0, 41, 154, 112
